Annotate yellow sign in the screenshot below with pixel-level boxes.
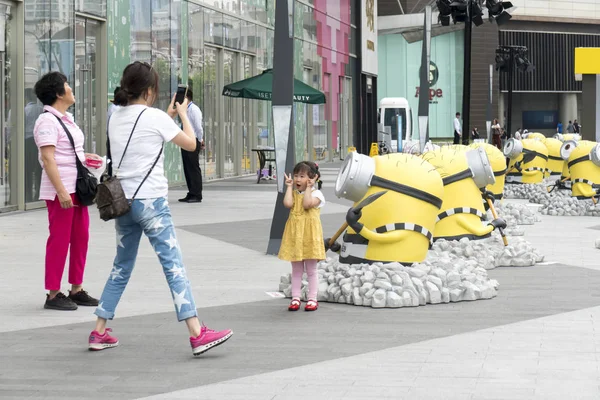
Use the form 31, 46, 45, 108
369, 143, 379, 157
574, 48, 600, 75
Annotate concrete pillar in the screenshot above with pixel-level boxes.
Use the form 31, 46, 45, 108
559, 93, 578, 131
581, 75, 598, 141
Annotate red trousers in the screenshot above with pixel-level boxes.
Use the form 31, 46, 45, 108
45, 194, 90, 291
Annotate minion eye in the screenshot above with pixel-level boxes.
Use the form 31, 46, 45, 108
503, 138, 523, 159
560, 140, 578, 161
335, 152, 375, 202
465, 148, 496, 188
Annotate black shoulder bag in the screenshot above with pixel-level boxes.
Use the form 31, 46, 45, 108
51, 114, 98, 206
96, 108, 163, 221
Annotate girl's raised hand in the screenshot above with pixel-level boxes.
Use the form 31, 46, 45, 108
307, 176, 316, 189
284, 172, 293, 187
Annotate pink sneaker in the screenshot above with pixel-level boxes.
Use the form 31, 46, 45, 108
190, 324, 233, 356
88, 328, 119, 351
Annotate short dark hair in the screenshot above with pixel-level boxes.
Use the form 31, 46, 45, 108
185, 88, 193, 101
34, 72, 67, 106
114, 61, 159, 106
111, 86, 120, 104
456, 112, 460, 116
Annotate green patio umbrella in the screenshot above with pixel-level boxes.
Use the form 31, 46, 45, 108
222, 69, 326, 104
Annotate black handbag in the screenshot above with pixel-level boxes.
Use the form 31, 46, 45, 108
96, 108, 163, 221
51, 114, 98, 206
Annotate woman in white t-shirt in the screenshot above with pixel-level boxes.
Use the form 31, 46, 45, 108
88, 61, 232, 356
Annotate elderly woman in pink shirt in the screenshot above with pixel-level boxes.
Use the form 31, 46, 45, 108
33, 72, 100, 311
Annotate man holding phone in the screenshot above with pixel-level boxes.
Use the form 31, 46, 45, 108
179, 87, 204, 203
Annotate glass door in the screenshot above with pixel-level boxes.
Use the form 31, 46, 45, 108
241, 54, 252, 174
75, 17, 100, 153
223, 51, 236, 177
202, 46, 218, 180
0, 3, 15, 211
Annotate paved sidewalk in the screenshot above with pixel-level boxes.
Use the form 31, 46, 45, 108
1, 166, 600, 399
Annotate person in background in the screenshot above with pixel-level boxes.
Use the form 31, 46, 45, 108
107, 86, 121, 120
453, 112, 462, 145
556, 121, 563, 134
573, 119, 581, 134
513, 128, 522, 140
566, 120, 574, 134
179, 89, 204, 203
491, 118, 502, 150
33, 72, 101, 311
471, 127, 480, 141
25, 88, 44, 201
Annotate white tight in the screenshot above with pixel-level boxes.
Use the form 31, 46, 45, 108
291, 259, 318, 300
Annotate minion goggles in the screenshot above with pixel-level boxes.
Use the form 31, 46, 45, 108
335, 152, 444, 209
504, 139, 549, 168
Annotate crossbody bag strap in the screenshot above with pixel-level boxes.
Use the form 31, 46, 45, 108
106, 115, 113, 177
112, 108, 148, 175
47, 112, 85, 170
130, 144, 164, 202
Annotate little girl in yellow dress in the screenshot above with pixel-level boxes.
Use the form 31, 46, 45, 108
278, 161, 326, 312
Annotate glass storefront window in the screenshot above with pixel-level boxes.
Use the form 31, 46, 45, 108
1, 4, 16, 209
266, 28, 273, 68
223, 14, 240, 50
302, 4, 316, 42
203, 46, 218, 179
255, 0, 268, 24
256, 25, 266, 70
241, 19, 256, 53
222, 0, 239, 14
241, 54, 253, 174
76, 1, 107, 18
223, 50, 235, 177
130, 0, 152, 62
204, 8, 223, 46
240, 0, 254, 21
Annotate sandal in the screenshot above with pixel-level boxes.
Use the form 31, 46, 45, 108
304, 299, 318, 312
288, 298, 301, 311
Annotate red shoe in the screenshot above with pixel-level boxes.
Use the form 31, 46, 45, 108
288, 298, 301, 311
305, 299, 318, 312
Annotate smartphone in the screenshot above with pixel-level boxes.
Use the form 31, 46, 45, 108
174, 84, 188, 109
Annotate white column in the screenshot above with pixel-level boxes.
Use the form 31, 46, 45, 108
559, 93, 578, 129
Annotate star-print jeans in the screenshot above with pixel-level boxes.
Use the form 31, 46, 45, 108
94, 197, 198, 322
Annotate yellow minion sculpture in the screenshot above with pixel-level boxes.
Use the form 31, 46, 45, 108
526, 132, 546, 141
335, 152, 444, 265
542, 137, 566, 179
469, 142, 507, 199
504, 138, 549, 184
560, 140, 600, 200
421, 146, 505, 241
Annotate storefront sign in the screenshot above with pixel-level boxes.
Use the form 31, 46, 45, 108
415, 61, 443, 104
361, 0, 378, 75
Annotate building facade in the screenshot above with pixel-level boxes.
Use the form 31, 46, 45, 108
1, 0, 367, 213
376, 0, 600, 141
